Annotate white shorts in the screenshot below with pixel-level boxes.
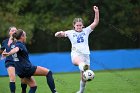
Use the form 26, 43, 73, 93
71, 52, 90, 65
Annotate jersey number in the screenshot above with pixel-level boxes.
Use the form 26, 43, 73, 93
12, 53, 19, 61
77, 37, 84, 43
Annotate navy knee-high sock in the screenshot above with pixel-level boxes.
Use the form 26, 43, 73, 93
29, 86, 37, 93
10, 82, 16, 93
21, 83, 27, 93
46, 71, 56, 93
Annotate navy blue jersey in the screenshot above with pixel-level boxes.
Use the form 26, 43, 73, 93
1, 38, 15, 62
12, 41, 36, 77
14, 41, 30, 63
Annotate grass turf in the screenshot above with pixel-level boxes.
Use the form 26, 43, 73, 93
0, 69, 140, 93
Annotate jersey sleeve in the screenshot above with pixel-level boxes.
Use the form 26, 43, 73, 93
64, 30, 72, 37
15, 42, 23, 51
84, 26, 93, 35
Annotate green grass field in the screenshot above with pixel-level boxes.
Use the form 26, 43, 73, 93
0, 69, 140, 93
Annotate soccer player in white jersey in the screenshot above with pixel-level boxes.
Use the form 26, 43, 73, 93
55, 6, 99, 93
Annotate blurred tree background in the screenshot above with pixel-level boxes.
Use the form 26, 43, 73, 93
0, 0, 140, 53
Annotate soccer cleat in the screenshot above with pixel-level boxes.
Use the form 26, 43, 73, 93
79, 63, 89, 71
83, 64, 89, 71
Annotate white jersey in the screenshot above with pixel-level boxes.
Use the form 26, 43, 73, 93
65, 26, 93, 54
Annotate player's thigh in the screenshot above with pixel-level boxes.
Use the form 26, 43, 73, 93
7, 66, 16, 81
22, 76, 36, 87
34, 66, 49, 76
7, 66, 15, 76
82, 54, 90, 65
71, 53, 82, 65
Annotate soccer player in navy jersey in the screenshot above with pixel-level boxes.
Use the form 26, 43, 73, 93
2, 29, 58, 93
0, 26, 27, 93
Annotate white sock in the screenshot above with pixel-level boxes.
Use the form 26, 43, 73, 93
78, 62, 85, 71
79, 80, 86, 93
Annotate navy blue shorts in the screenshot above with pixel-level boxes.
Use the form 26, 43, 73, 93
5, 61, 15, 68
17, 66, 37, 78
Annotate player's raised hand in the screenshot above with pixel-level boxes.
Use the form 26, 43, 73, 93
93, 6, 99, 12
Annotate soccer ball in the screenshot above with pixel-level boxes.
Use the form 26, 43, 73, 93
83, 70, 95, 81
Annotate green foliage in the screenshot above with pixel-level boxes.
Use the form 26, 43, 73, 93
89, 0, 140, 50
0, 0, 140, 52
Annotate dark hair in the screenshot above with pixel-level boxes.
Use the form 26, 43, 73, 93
12, 29, 24, 40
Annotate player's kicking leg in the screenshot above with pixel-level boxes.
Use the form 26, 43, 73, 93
34, 66, 58, 93
78, 62, 89, 71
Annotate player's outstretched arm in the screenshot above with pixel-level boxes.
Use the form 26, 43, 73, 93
55, 31, 65, 37
89, 6, 99, 30
2, 47, 19, 57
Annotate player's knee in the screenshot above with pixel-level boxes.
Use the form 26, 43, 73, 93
30, 83, 37, 88
9, 75, 16, 82
30, 86, 37, 89
46, 70, 53, 77
78, 62, 85, 71
10, 79, 15, 82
